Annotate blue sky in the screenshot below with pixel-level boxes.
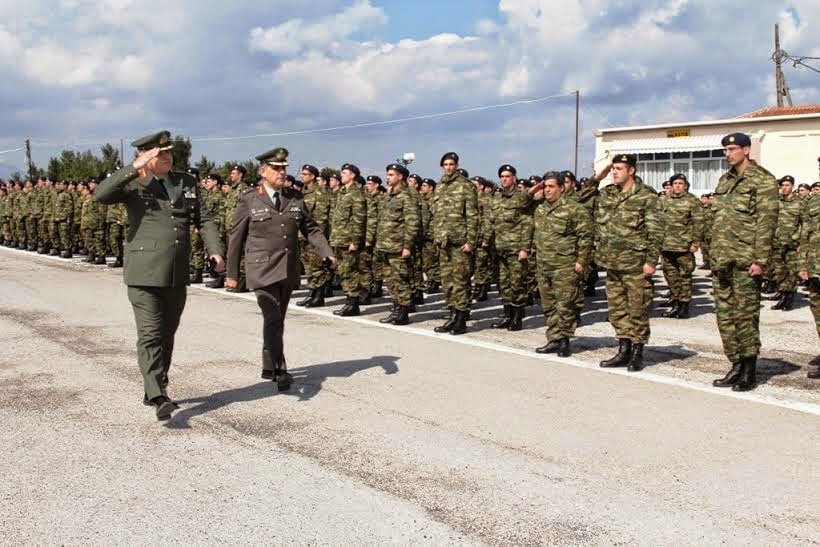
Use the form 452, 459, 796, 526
0, 0, 818, 179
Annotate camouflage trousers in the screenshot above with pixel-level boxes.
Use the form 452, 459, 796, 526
334, 246, 361, 297
303, 243, 331, 290
528, 250, 539, 296
713, 265, 762, 363
1, 220, 11, 241
809, 278, 820, 340
421, 240, 440, 283
15, 218, 26, 244
55, 221, 72, 251
606, 269, 653, 344
109, 223, 125, 259
189, 226, 204, 268
497, 249, 529, 307
25, 217, 40, 245
473, 245, 494, 284
82, 228, 106, 256
537, 264, 581, 342
72, 223, 81, 247
661, 250, 696, 302
701, 239, 711, 265
412, 243, 423, 292
438, 243, 474, 312
381, 252, 413, 306
770, 246, 800, 292
42, 219, 54, 247
359, 246, 375, 292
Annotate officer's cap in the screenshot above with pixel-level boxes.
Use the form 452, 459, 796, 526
301, 164, 319, 177
498, 164, 517, 177
778, 175, 795, 185
721, 133, 752, 147
386, 163, 409, 179
341, 163, 360, 176
131, 130, 173, 152
612, 154, 637, 167
541, 170, 564, 183
232, 164, 248, 175
457, 168, 469, 178
440, 152, 459, 166
422, 178, 437, 188
366, 175, 383, 185
255, 147, 289, 166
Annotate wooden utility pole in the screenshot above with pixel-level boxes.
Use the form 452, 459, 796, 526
25, 139, 32, 180
574, 90, 580, 175
774, 24, 793, 107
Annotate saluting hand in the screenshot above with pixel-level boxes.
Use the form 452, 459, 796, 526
211, 254, 225, 273
132, 147, 161, 171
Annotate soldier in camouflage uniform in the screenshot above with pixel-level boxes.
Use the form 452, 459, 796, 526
699, 193, 714, 270
472, 176, 494, 302
405, 174, 426, 306
0, 185, 10, 245
73, 183, 85, 253
187, 168, 206, 283
27, 179, 44, 252
659, 174, 704, 319
86, 180, 109, 264
799, 187, 820, 379
358, 174, 381, 306
710, 133, 778, 392
376, 164, 421, 325
597, 154, 663, 372
17, 181, 32, 250
296, 164, 333, 307
330, 163, 367, 316
203, 173, 227, 288
420, 178, 440, 293
53, 180, 74, 257
39, 178, 54, 254
107, 201, 128, 268
485, 164, 533, 332
11, 181, 25, 248
531, 171, 593, 357
223, 165, 249, 292
769, 175, 804, 311
577, 175, 601, 297
432, 152, 479, 335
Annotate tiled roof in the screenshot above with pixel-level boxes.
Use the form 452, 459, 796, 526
737, 105, 820, 118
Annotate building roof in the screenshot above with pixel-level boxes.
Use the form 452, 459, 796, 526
598, 108, 820, 135
738, 105, 820, 118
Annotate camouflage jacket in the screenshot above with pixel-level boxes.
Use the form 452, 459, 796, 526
477, 192, 491, 243
533, 194, 594, 270
774, 193, 804, 248
375, 185, 420, 254
81, 193, 108, 229
431, 172, 478, 247
329, 183, 366, 248
0, 193, 8, 220
701, 204, 715, 243
420, 192, 434, 241
106, 202, 128, 225
42, 186, 56, 221
16, 191, 30, 219
223, 181, 249, 235
53, 188, 74, 222
800, 196, 820, 276
303, 184, 332, 237
72, 192, 83, 224
710, 160, 778, 270
405, 184, 423, 247
595, 180, 663, 271
29, 187, 44, 218
364, 192, 380, 247
661, 191, 704, 252
576, 178, 599, 217
486, 186, 534, 253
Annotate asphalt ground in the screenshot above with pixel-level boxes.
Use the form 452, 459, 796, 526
1, 245, 818, 545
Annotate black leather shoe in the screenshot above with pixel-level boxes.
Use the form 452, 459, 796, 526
713, 361, 743, 387
556, 338, 571, 357
535, 340, 561, 354
304, 289, 325, 308
152, 396, 179, 421
296, 290, 313, 306
261, 370, 275, 380
731, 357, 758, 392
143, 394, 152, 406
276, 371, 294, 391
807, 367, 820, 379
627, 344, 645, 372
492, 305, 512, 329
600, 339, 633, 368
449, 310, 468, 335
206, 275, 225, 289
94, 255, 107, 265
434, 308, 456, 333
109, 257, 123, 268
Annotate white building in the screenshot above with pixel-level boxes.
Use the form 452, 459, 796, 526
594, 105, 820, 195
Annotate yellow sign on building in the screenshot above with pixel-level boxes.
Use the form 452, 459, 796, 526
667, 129, 691, 138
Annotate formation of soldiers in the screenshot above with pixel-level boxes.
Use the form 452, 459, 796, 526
2, 144, 819, 387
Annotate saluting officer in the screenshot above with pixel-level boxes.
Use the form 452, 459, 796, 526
95, 131, 225, 421
226, 147, 335, 390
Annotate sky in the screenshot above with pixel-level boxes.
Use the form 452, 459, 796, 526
0, 0, 818, 179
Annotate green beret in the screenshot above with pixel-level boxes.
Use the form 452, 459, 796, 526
721, 133, 752, 147
131, 130, 173, 152
612, 154, 637, 167
255, 147, 289, 166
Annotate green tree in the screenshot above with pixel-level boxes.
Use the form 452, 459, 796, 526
194, 155, 215, 178
321, 167, 339, 180
99, 143, 121, 174
170, 136, 192, 171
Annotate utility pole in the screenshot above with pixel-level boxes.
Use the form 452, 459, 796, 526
120, 139, 125, 168
25, 139, 32, 180
774, 23, 793, 107
574, 90, 580, 175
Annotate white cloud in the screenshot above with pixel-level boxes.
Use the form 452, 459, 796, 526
23, 42, 103, 87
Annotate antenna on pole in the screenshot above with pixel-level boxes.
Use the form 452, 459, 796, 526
774, 23, 793, 107
574, 90, 580, 175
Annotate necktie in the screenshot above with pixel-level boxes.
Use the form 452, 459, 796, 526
273, 191, 279, 209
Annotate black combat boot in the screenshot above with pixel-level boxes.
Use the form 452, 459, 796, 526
83, 253, 95, 263
556, 338, 571, 357
304, 289, 325, 308
771, 292, 787, 309
507, 306, 524, 332
207, 275, 225, 289
60, 250, 73, 259
807, 364, 820, 379
477, 283, 489, 302
627, 344, 645, 372
333, 296, 352, 315
413, 290, 424, 305
536, 338, 561, 354
599, 339, 633, 368
434, 307, 456, 333
94, 255, 107, 265
676, 301, 690, 319
323, 280, 335, 297
471, 284, 481, 301
380, 304, 400, 324
731, 356, 758, 392
713, 361, 743, 387
449, 309, 468, 335
424, 281, 441, 294
780, 291, 795, 311
296, 289, 315, 306
662, 298, 677, 308
662, 302, 680, 318
189, 268, 203, 284
390, 305, 410, 326
37, 244, 47, 254
526, 293, 534, 306
336, 296, 360, 317
370, 280, 384, 298
492, 305, 512, 329
109, 256, 123, 268
48, 248, 60, 256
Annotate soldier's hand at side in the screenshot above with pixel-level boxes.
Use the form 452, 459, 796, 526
133, 147, 160, 170
461, 243, 473, 254
225, 277, 238, 289
574, 263, 584, 274
401, 248, 411, 259
348, 243, 358, 252
689, 244, 698, 253
210, 254, 225, 273
518, 250, 528, 261
365, 242, 371, 248
642, 263, 656, 277
481, 241, 489, 248
326, 256, 338, 269
799, 270, 809, 281
748, 263, 764, 277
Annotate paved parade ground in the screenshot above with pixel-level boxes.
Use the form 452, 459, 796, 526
1, 246, 819, 545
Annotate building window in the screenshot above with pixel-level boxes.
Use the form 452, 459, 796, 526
636, 152, 728, 192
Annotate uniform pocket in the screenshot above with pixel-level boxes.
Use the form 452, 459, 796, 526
128, 240, 157, 252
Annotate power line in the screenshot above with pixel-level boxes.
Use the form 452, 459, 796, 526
0, 146, 24, 156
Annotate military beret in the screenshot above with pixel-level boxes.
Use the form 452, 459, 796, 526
471, 176, 486, 184
286, 174, 296, 184
579, 177, 589, 184
812, 182, 820, 189
563, 170, 576, 181
669, 173, 688, 183
341, 163, 360, 176
721, 133, 752, 147
457, 168, 469, 179
482, 179, 496, 190
301, 164, 319, 177
408, 174, 422, 184
498, 164, 516, 177
378, 185, 387, 193
542, 170, 564, 182
208, 173, 223, 183
662, 180, 672, 188
529, 175, 543, 184
232, 164, 248, 175
422, 178, 437, 188
255, 147, 289, 166
440, 152, 459, 166
612, 153, 637, 166
517, 178, 532, 188
292, 179, 304, 190
131, 130, 173, 152
366, 175, 383, 185
779, 175, 795, 184
386, 163, 409, 179
798, 183, 811, 190
355, 175, 366, 186
187, 167, 200, 177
